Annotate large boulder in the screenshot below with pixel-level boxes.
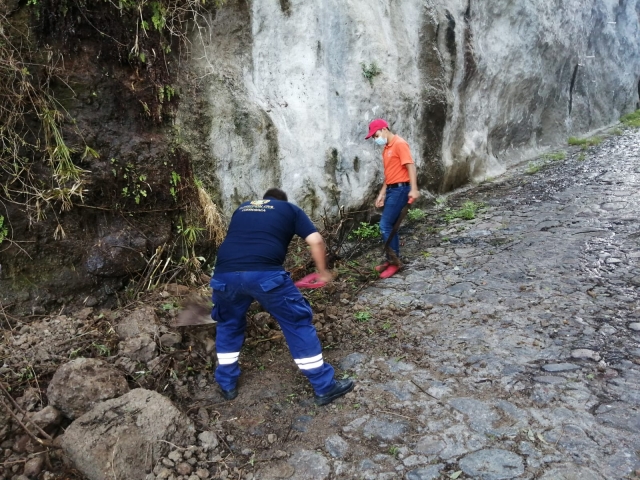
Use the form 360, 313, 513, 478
60, 389, 196, 480
47, 358, 129, 419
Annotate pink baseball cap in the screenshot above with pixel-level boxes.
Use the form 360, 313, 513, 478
365, 118, 389, 139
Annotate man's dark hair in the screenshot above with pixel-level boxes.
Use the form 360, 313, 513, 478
263, 188, 288, 201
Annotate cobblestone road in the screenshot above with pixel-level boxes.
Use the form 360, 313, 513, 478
263, 130, 640, 479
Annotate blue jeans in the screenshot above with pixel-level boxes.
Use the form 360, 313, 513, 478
380, 185, 411, 258
210, 270, 336, 395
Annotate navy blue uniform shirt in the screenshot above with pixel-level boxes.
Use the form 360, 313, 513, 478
214, 198, 317, 273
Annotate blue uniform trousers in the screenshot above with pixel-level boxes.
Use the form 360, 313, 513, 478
380, 184, 411, 257
210, 270, 336, 395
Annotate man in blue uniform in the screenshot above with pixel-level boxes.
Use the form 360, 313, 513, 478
210, 188, 354, 406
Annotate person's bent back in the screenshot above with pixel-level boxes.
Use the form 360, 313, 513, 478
209, 188, 353, 405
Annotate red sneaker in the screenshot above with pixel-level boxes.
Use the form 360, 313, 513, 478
380, 264, 400, 279
375, 262, 390, 272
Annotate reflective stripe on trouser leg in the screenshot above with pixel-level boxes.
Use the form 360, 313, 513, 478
293, 353, 336, 395
215, 351, 241, 391
217, 352, 240, 365
294, 353, 324, 370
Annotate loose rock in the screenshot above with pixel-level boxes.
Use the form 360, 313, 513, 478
61, 389, 196, 480
47, 358, 129, 419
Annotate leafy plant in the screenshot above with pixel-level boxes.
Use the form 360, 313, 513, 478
354, 311, 372, 322
349, 222, 381, 240
169, 171, 181, 202
177, 218, 204, 248
407, 208, 426, 222
112, 159, 150, 206
16, 366, 36, 382
92, 343, 111, 357
150, 1, 168, 30
361, 62, 382, 86
158, 85, 175, 103
443, 201, 483, 222
621, 109, 640, 127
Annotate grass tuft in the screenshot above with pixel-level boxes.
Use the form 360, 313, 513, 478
568, 136, 602, 149
621, 110, 640, 128
541, 151, 566, 162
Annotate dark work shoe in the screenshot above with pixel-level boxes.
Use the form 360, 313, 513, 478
220, 387, 238, 401
314, 379, 354, 406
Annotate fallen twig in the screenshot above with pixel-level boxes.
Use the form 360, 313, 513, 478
0, 381, 53, 443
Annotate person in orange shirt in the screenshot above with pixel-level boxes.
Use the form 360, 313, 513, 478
365, 119, 420, 278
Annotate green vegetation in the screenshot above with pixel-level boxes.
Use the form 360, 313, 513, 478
621, 109, 640, 128
0, 216, 7, 244
1, 0, 225, 227
577, 152, 586, 162
443, 201, 484, 222
568, 136, 603, 149
176, 217, 204, 250
349, 222, 381, 240
541, 151, 566, 161
407, 208, 426, 222
526, 162, 542, 175
354, 311, 372, 322
361, 62, 382, 86
169, 171, 181, 202
610, 128, 623, 136
111, 158, 150, 206
92, 343, 111, 357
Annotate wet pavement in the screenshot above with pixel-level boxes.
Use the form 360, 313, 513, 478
262, 130, 640, 479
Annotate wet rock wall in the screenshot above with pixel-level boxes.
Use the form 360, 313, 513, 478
180, 0, 640, 215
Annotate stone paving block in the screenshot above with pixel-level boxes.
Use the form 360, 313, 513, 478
362, 417, 408, 441
458, 448, 524, 479
405, 464, 444, 480
533, 375, 566, 384
287, 450, 330, 479
541, 363, 581, 372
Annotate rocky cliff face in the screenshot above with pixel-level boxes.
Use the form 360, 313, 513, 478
2, 0, 640, 312
180, 0, 640, 215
